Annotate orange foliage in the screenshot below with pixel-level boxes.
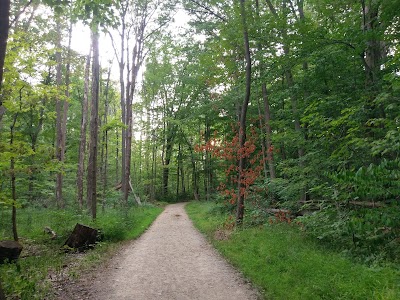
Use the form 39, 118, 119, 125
196, 122, 266, 205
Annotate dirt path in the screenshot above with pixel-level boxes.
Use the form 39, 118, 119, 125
59, 203, 259, 300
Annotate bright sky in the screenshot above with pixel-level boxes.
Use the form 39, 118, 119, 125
70, 8, 191, 81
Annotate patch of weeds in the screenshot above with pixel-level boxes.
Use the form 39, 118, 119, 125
186, 201, 400, 300
0, 204, 163, 299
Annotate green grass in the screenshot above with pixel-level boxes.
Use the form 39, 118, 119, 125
0, 204, 163, 299
186, 201, 400, 300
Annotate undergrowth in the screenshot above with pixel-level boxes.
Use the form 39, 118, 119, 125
0, 204, 163, 299
186, 201, 400, 300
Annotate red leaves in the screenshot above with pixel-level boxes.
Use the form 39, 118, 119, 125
196, 121, 266, 205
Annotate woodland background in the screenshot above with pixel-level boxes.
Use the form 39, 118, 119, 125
0, 0, 400, 264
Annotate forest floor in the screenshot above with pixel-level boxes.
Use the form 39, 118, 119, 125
55, 203, 259, 300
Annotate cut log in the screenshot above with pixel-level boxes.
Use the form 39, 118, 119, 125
0, 240, 23, 264
63, 223, 98, 251
44, 226, 57, 239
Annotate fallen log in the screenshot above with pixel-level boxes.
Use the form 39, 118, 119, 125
0, 240, 23, 264
63, 224, 98, 251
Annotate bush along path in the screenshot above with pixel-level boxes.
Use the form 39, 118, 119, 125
67, 203, 259, 300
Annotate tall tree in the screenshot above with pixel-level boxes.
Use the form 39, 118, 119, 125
236, 0, 251, 225
77, 44, 91, 209
87, 26, 100, 219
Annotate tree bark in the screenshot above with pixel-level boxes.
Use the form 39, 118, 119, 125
162, 130, 174, 197
262, 84, 276, 179
55, 21, 64, 209
0, 0, 10, 91
28, 98, 45, 202
236, 0, 251, 226
87, 27, 100, 220
256, 98, 268, 181
10, 111, 19, 241
101, 65, 111, 211
124, 20, 145, 203
77, 45, 91, 209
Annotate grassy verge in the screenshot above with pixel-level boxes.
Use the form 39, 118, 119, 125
0, 204, 163, 299
186, 201, 400, 300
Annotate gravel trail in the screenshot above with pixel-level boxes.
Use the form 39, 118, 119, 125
84, 203, 259, 300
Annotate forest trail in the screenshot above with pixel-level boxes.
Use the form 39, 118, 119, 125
60, 203, 259, 300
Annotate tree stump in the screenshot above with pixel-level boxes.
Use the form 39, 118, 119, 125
63, 224, 98, 251
0, 240, 23, 264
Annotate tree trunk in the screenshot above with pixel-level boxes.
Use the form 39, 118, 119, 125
163, 133, 174, 198
55, 21, 64, 209
204, 120, 211, 201
362, 0, 382, 91
236, 0, 251, 226
87, 27, 100, 220
0, 0, 10, 92
256, 98, 268, 181
0, 0, 10, 123
10, 112, 18, 241
119, 26, 127, 193
77, 45, 91, 209
28, 98, 45, 202
262, 84, 276, 179
101, 65, 111, 211
60, 19, 72, 184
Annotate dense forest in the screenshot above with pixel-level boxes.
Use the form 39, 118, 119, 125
1, 0, 400, 276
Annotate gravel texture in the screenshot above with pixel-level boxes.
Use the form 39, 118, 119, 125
57, 203, 259, 300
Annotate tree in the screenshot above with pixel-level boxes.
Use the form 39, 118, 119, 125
76, 44, 91, 209
87, 26, 100, 219
0, 0, 11, 122
235, 0, 251, 225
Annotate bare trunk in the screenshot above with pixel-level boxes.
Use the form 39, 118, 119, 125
119, 33, 126, 192
124, 25, 144, 202
236, 0, 251, 226
362, 0, 382, 90
55, 21, 64, 209
0, 0, 10, 92
151, 134, 156, 201
123, 85, 133, 204
77, 45, 91, 209
163, 136, 173, 197
28, 99, 45, 202
262, 84, 276, 179
60, 19, 72, 174
256, 98, 269, 181
176, 144, 180, 198
10, 112, 18, 241
102, 65, 111, 211
204, 120, 211, 201
87, 27, 100, 220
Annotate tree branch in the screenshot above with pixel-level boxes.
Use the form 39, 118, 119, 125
187, 0, 227, 22
265, 0, 277, 16
10, 0, 33, 28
